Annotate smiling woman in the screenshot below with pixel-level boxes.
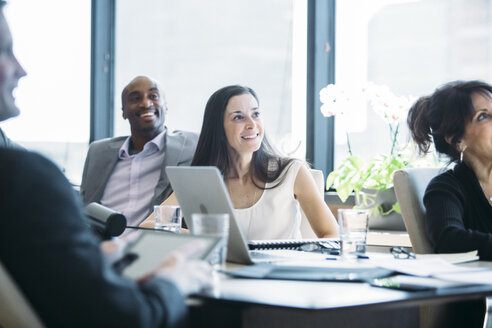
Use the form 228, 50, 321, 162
189, 85, 339, 240
223, 93, 264, 158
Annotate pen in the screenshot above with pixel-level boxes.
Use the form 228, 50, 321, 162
357, 254, 369, 259
325, 257, 338, 260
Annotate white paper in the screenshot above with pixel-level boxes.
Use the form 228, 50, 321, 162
415, 250, 479, 264
435, 271, 492, 285
375, 258, 489, 277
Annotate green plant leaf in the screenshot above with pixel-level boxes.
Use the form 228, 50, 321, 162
326, 156, 366, 200
327, 152, 412, 204
392, 202, 401, 214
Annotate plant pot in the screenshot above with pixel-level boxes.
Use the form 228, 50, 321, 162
355, 187, 406, 231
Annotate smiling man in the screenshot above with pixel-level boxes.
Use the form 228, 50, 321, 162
80, 76, 198, 228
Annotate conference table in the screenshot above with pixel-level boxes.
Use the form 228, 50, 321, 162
188, 233, 492, 328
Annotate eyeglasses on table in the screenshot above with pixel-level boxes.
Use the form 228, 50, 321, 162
390, 246, 416, 259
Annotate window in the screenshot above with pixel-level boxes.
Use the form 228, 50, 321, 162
114, 0, 307, 158
2, 0, 91, 185
333, 0, 492, 167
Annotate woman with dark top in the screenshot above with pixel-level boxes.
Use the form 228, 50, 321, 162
407, 80, 492, 260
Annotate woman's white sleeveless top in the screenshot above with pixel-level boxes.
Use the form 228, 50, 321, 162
234, 160, 304, 240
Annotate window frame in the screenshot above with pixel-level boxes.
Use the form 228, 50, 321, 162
90, 0, 115, 142
90, 0, 336, 176
306, 0, 336, 176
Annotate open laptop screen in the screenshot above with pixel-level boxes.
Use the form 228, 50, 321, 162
165, 166, 254, 264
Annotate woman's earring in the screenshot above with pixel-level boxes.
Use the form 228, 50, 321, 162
460, 145, 467, 163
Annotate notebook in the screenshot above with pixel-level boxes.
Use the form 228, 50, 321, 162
249, 238, 340, 252
165, 166, 339, 265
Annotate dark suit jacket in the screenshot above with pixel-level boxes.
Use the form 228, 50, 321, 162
0, 148, 187, 328
80, 129, 198, 218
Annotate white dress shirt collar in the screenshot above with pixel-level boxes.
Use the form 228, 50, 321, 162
118, 127, 167, 159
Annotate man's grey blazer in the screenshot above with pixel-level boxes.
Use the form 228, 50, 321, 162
80, 129, 198, 219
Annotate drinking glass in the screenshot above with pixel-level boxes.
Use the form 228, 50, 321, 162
338, 208, 369, 260
191, 213, 229, 270
153, 205, 182, 233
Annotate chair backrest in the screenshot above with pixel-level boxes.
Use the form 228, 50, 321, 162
393, 167, 442, 254
300, 169, 324, 239
0, 261, 44, 328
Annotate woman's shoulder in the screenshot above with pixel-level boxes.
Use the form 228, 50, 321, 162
268, 158, 306, 176
428, 167, 458, 187
425, 166, 465, 197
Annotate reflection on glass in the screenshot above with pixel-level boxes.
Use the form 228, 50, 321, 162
3, 0, 91, 185
115, 0, 307, 159
334, 0, 492, 167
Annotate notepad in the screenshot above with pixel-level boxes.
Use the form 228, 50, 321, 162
248, 238, 340, 251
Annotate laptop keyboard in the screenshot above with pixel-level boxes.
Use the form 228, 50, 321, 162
249, 249, 337, 263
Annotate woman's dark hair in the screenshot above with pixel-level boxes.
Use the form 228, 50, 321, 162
407, 80, 492, 162
191, 85, 295, 188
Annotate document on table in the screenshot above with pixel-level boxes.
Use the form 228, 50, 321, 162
434, 271, 492, 285
375, 257, 490, 278
415, 250, 479, 264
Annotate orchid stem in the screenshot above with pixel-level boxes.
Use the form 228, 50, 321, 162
390, 123, 400, 156
346, 131, 353, 156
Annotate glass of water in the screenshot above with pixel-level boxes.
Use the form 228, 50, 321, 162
338, 208, 369, 260
153, 205, 182, 233
190, 213, 229, 270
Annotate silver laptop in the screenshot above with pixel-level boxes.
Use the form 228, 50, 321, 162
166, 166, 294, 265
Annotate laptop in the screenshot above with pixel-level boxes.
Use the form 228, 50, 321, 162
165, 166, 337, 265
